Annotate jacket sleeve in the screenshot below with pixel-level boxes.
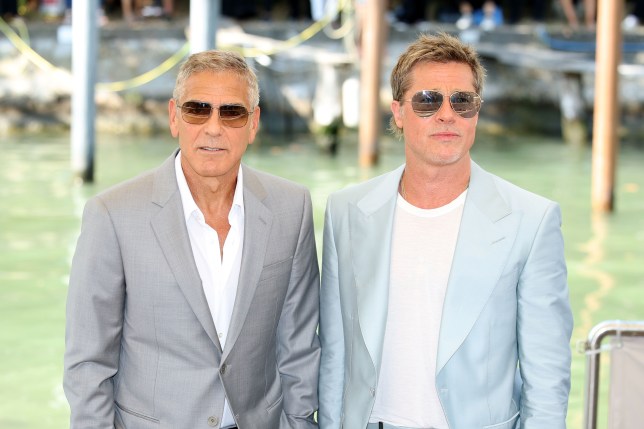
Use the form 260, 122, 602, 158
517, 202, 573, 429
277, 189, 321, 429
318, 196, 345, 429
64, 196, 125, 429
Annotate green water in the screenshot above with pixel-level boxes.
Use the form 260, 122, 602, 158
1, 131, 643, 428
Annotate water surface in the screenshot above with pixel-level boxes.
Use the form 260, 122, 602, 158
1, 131, 643, 428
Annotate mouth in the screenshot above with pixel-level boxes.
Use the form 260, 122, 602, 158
432, 131, 460, 138
200, 146, 224, 152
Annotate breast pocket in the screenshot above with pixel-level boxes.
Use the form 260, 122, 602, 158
258, 257, 293, 283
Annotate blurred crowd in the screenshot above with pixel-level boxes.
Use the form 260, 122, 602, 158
0, 0, 174, 23
1, 0, 643, 31
391, 0, 644, 31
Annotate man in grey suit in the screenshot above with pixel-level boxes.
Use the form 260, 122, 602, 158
318, 33, 573, 429
64, 50, 320, 429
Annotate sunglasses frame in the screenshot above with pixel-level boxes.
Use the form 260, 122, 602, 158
176, 100, 254, 128
404, 90, 483, 119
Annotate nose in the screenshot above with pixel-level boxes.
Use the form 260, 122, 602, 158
203, 109, 223, 135
433, 98, 457, 122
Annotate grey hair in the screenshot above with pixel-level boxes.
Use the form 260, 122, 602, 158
173, 50, 260, 108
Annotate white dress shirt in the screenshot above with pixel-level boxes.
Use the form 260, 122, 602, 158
175, 153, 244, 428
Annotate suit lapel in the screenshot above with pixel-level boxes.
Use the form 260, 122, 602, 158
436, 161, 520, 373
150, 150, 223, 352
223, 165, 272, 359
352, 166, 404, 370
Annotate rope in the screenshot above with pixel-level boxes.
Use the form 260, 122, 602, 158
0, 17, 54, 71
0, 0, 354, 92
224, 0, 353, 57
96, 41, 190, 91
322, 0, 355, 40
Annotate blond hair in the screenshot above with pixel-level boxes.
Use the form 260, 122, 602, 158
389, 32, 486, 138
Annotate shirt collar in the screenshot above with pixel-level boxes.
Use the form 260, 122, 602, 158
174, 151, 244, 223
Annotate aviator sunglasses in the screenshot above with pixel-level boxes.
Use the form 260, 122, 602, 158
176, 101, 253, 127
405, 90, 483, 119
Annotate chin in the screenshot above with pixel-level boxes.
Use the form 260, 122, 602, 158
430, 152, 465, 166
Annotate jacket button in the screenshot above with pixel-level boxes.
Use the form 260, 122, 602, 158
207, 416, 219, 427
369, 387, 375, 396
220, 364, 227, 375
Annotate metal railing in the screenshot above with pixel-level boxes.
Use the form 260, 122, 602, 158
580, 320, 644, 429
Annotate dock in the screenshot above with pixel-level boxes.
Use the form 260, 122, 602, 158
1, 15, 644, 141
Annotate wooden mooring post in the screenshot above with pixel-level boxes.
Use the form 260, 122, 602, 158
358, 0, 386, 167
592, 0, 623, 212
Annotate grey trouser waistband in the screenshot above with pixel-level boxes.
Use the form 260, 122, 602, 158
367, 423, 439, 429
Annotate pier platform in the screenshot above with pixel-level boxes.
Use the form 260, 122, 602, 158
1, 14, 643, 143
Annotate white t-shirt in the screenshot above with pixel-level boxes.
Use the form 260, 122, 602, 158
370, 190, 466, 428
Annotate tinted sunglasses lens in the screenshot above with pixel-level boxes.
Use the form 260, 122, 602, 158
181, 101, 211, 124
411, 91, 443, 117
218, 104, 249, 128
450, 92, 481, 118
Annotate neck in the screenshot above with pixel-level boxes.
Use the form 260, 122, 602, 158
182, 164, 238, 215
400, 161, 470, 209
190, 178, 236, 212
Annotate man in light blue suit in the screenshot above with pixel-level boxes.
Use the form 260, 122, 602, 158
318, 33, 573, 429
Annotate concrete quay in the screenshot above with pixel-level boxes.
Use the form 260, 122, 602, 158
1, 15, 644, 143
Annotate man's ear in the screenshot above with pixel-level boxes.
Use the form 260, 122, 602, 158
168, 98, 179, 138
391, 100, 404, 129
248, 106, 261, 144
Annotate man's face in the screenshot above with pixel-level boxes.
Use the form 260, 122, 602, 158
391, 61, 479, 170
168, 70, 260, 184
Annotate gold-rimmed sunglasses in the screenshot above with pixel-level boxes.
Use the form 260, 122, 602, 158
176, 101, 253, 127
403, 90, 483, 119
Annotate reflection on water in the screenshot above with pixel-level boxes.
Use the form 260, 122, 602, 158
577, 214, 614, 339
1, 131, 643, 428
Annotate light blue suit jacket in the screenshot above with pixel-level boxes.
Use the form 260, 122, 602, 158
318, 161, 573, 429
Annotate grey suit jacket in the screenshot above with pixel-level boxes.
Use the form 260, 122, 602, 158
64, 150, 321, 429
319, 161, 573, 429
